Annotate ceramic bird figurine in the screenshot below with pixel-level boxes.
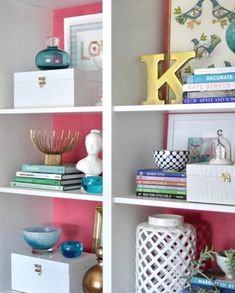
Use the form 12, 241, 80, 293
176, 0, 204, 25
191, 35, 221, 58
211, 0, 235, 22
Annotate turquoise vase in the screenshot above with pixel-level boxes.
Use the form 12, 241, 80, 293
226, 21, 235, 53
35, 37, 70, 70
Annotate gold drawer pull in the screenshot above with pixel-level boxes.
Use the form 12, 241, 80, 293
221, 172, 231, 183
34, 263, 42, 275
38, 76, 46, 88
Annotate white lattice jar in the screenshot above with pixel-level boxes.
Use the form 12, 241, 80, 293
136, 214, 196, 293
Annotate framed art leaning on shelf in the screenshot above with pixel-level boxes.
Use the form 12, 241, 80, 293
64, 13, 102, 71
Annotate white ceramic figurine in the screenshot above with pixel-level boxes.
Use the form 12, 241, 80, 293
76, 129, 102, 177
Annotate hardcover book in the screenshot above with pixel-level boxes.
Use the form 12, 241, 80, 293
136, 191, 186, 200
191, 269, 235, 290
10, 181, 81, 191
15, 177, 83, 186
21, 164, 78, 174
186, 73, 235, 84
136, 187, 186, 195
183, 96, 235, 104
137, 169, 186, 178
194, 67, 235, 75
183, 81, 235, 92
16, 171, 84, 180
136, 179, 186, 187
136, 175, 186, 182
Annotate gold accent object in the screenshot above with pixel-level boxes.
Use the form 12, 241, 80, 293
222, 172, 231, 183
82, 247, 103, 293
30, 129, 79, 165
141, 50, 196, 104
92, 206, 103, 253
34, 264, 42, 275
38, 76, 46, 88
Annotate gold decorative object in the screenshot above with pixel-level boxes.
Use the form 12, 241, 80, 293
82, 247, 103, 293
30, 129, 79, 165
141, 50, 196, 104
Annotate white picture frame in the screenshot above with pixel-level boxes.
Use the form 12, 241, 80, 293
167, 113, 235, 162
64, 13, 102, 71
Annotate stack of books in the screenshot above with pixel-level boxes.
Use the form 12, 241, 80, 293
10, 163, 85, 191
136, 168, 186, 200
181, 269, 235, 292
182, 66, 235, 105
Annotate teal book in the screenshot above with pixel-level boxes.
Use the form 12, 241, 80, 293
15, 177, 83, 186
186, 72, 235, 84
21, 164, 78, 174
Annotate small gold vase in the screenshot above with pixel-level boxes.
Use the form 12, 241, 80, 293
82, 247, 103, 293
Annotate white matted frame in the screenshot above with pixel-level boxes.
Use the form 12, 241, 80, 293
167, 113, 235, 162
64, 13, 102, 70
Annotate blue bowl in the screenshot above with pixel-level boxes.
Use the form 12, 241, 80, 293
23, 226, 61, 253
81, 176, 102, 194
60, 241, 83, 258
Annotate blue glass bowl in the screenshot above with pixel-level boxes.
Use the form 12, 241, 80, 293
81, 176, 102, 194
60, 241, 83, 258
23, 226, 61, 253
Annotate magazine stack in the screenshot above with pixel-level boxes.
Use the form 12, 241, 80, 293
136, 168, 186, 200
182, 66, 235, 105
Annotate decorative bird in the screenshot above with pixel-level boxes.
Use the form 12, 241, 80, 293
175, 0, 204, 25
191, 35, 221, 58
210, 0, 235, 22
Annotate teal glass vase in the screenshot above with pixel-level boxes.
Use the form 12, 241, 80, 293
35, 37, 70, 70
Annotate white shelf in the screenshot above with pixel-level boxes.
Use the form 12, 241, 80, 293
0, 106, 103, 115
0, 186, 103, 201
114, 195, 235, 213
114, 103, 235, 113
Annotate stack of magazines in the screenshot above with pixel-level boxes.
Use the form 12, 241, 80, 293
136, 168, 186, 200
10, 163, 84, 191
182, 66, 235, 105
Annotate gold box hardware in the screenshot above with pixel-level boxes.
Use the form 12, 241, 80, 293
221, 172, 231, 183
34, 263, 42, 275
38, 76, 46, 88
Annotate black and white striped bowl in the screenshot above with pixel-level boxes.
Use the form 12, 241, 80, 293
153, 150, 190, 171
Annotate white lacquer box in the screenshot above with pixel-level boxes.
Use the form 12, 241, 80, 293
11, 249, 96, 293
187, 163, 235, 205
14, 68, 101, 108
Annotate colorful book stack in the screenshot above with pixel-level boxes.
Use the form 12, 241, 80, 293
182, 66, 235, 104
181, 269, 235, 292
10, 164, 85, 191
136, 168, 186, 200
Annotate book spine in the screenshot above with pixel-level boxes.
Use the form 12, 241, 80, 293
191, 276, 235, 290
136, 175, 186, 182
10, 181, 64, 190
191, 283, 234, 292
136, 180, 186, 187
183, 96, 235, 104
136, 184, 186, 191
136, 191, 186, 199
185, 90, 235, 98
21, 164, 76, 174
183, 81, 235, 92
194, 67, 235, 75
137, 170, 186, 178
136, 188, 186, 195
15, 177, 61, 186
186, 73, 235, 84
16, 171, 62, 180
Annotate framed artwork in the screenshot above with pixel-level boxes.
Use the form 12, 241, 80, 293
167, 0, 235, 79
188, 137, 213, 163
92, 206, 103, 253
167, 113, 235, 161
64, 13, 102, 71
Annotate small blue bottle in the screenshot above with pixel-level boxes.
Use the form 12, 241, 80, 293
35, 37, 70, 70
